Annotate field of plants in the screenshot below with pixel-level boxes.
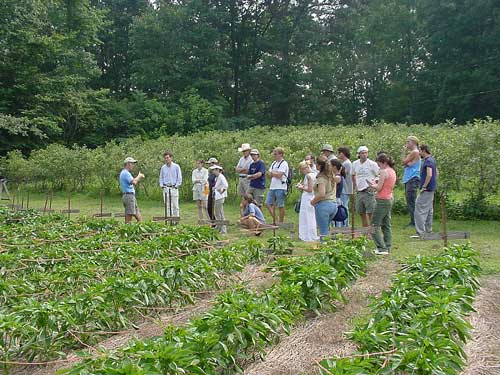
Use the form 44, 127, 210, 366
1, 204, 494, 375
2, 119, 500, 219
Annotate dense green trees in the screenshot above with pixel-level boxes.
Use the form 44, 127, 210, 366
1, 0, 499, 153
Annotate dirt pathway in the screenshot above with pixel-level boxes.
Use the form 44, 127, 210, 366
243, 258, 400, 375
461, 276, 500, 375
12, 263, 272, 375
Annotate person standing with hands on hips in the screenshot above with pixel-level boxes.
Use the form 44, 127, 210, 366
246, 149, 266, 207
159, 151, 182, 218
352, 146, 379, 227
119, 157, 145, 223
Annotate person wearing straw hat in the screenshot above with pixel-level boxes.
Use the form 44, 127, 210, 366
321, 144, 337, 161
119, 157, 144, 223
246, 149, 266, 207
235, 143, 253, 213
210, 164, 228, 234
401, 135, 421, 227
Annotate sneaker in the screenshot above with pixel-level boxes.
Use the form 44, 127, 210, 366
410, 235, 421, 239
374, 249, 389, 255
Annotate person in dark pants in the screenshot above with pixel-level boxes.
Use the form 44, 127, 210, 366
401, 136, 421, 227
206, 157, 218, 220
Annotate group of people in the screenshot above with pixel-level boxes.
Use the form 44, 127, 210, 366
119, 136, 438, 252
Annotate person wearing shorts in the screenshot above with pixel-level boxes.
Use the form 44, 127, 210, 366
266, 147, 289, 224
247, 149, 266, 207
352, 146, 379, 227
119, 157, 144, 223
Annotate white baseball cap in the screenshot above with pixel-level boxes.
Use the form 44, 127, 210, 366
250, 149, 260, 155
209, 165, 223, 170
207, 157, 218, 163
124, 157, 137, 164
357, 146, 369, 154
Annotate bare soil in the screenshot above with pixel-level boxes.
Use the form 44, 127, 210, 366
461, 277, 500, 375
243, 258, 400, 375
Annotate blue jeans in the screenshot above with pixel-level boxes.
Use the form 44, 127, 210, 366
315, 200, 338, 240
335, 193, 350, 227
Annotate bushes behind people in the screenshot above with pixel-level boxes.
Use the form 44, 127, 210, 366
1, 119, 499, 219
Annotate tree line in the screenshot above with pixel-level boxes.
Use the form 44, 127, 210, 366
1, 0, 499, 155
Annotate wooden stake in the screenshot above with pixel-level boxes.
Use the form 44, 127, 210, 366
440, 191, 448, 248
351, 193, 356, 239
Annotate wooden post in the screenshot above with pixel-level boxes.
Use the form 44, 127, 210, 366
26, 191, 30, 209
49, 190, 53, 211
350, 193, 356, 239
43, 193, 49, 213
164, 191, 168, 225
100, 191, 104, 217
440, 191, 448, 248
67, 191, 71, 219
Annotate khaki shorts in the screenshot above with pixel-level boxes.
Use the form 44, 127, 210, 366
122, 193, 139, 215
238, 177, 250, 196
355, 190, 376, 214
248, 187, 265, 206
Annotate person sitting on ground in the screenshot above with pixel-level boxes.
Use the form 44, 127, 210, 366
239, 193, 266, 235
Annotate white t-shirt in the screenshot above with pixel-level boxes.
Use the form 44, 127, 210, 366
352, 159, 379, 191
214, 173, 228, 200
269, 159, 289, 190
236, 155, 253, 177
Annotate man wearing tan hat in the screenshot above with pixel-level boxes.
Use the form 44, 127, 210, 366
235, 143, 252, 213
401, 136, 421, 227
321, 144, 337, 161
119, 157, 145, 223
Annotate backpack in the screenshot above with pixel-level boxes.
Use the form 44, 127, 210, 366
333, 204, 348, 222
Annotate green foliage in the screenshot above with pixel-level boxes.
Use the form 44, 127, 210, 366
317, 244, 481, 375
58, 239, 367, 374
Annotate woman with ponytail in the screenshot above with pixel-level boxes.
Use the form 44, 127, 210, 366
310, 155, 338, 243
369, 153, 397, 255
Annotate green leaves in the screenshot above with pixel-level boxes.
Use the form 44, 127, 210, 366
317, 244, 481, 375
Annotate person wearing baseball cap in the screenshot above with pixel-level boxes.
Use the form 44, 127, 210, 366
321, 144, 336, 161
246, 149, 266, 207
235, 143, 252, 214
402, 136, 421, 227
352, 146, 379, 227
119, 157, 144, 223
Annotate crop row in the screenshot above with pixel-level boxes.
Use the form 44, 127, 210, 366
317, 244, 481, 375
1, 235, 264, 363
60, 239, 368, 375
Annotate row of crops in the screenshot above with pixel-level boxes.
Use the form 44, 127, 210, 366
61, 238, 369, 374
317, 244, 481, 374
0, 208, 265, 365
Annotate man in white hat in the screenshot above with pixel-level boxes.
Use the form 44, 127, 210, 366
119, 157, 145, 223
352, 146, 379, 227
235, 143, 252, 213
321, 144, 337, 161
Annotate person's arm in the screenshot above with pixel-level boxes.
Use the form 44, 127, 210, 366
132, 172, 144, 186
300, 174, 314, 193
402, 149, 420, 166
334, 174, 341, 184
421, 167, 432, 191
352, 174, 357, 191
176, 165, 182, 188
192, 170, 198, 184
370, 169, 386, 192
159, 166, 164, 187
310, 181, 325, 206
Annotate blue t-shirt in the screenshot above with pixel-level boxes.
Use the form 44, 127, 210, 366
420, 156, 437, 191
248, 160, 266, 189
119, 169, 135, 193
403, 157, 421, 184
244, 203, 266, 223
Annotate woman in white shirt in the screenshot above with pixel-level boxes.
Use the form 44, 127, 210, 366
297, 161, 319, 241
210, 165, 228, 234
192, 159, 209, 220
